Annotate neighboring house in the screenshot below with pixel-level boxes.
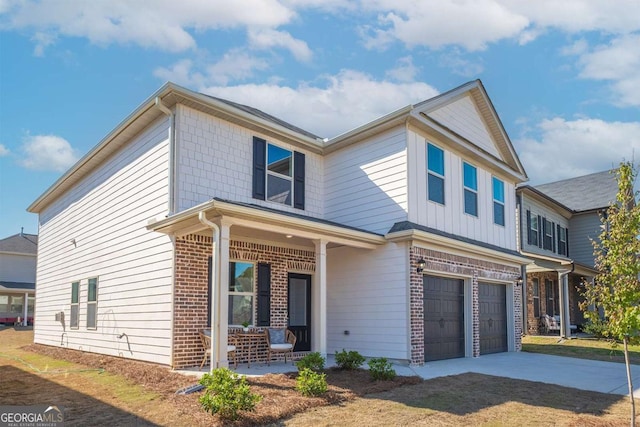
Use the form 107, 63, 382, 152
28, 79, 528, 369
0, 230, 37, 325
517, 170, 618, 336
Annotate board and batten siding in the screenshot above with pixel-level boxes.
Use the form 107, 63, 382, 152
326, 242, 409, 360
34, 116, 174, 366
175, 105, 324, 217
568, 212, 601, 267
407, 129, 517, 250
519, 194, 569, 257
427, 95, 499, 158
0, 253, 36, 283
324, 126, 408, 235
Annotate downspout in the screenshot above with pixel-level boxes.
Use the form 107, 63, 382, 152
155, 97, 176, 215
199, 211, 220, 372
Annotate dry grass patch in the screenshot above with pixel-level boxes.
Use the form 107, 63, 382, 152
522, 335, 640, 365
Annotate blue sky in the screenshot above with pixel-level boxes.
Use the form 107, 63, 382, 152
1, 1, 639, 238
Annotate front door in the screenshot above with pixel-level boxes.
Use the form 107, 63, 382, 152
288, 273, 311, 351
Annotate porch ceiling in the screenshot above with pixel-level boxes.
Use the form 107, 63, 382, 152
146, 198, 386, 250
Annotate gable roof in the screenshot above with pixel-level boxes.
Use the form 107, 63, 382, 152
0, 233, 38, 254
534, 169, 618, 212
326, 80, 527, 183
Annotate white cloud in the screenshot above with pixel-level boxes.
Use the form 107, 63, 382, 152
31, 31, 56, 56
1, 0, 295, 53
202, 69, 439, 137
570, 33, 640, 107
385, 56, 419, 83
438, 49, 484, 77
515, 117, 640, 184
19, 134, 79, 172
247, 28, 312, 62
0, 144, 9, 156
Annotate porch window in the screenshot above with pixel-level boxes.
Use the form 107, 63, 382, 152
545, 279, 558, 316
87, 278, 98, 330
492, 177, 505, 226
427, 143, 445, 204
0, 295, 7, 312
229, 262, 255, 326
532, 278, 540, 318
463, 162, 478, 216
70, 281, 79, 329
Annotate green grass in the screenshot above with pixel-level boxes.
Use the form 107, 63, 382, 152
522, 335, 640, 365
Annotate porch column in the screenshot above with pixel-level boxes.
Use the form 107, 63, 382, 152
216, 219, 232, 367
23, 292, 29, 326
313, 239, 327, 357
557, 272, 571, 338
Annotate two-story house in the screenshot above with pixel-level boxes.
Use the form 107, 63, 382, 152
517, 170, 618, 337
28, 80, 528, 369
0, 230, 37, 326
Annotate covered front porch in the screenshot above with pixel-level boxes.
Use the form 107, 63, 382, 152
147, 198, 385, 370
523, 255, 597, 337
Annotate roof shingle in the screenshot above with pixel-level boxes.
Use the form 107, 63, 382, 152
534, 170, 618, 212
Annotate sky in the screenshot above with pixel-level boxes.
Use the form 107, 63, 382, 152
1, 0, 639, 239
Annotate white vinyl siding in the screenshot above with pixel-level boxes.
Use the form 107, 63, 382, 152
427, 95, 500, 158
175, 105, 323, 218
407, 129, 517, 250
326, 243, 409, 360
324, 126, 408, 234
34, 116, 174, 365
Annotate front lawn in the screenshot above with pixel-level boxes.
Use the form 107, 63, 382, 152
522, 335, 640, 365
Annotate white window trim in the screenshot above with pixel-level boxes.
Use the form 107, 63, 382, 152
492, 177, 505, 226
266, 142, 293, 207
70, 281, 79, 330
229, 261, 256, 327
463, 162, 478, 217
86, 277, 98, 330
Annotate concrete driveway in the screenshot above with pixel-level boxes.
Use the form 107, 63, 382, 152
400, 352, 640, 397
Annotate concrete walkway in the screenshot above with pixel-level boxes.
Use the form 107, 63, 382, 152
177, 352, 640, 397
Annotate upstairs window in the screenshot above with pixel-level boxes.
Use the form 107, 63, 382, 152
557, 225, 568, 256
543, 219, 554, 250
492, 177, 505, 226
463, 162, 478, 216
87, 278, 98, 330
253, 137, 305, 209
427, 143, 445, 204
70, 281, 79, 329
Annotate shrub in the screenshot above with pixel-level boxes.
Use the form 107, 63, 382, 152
368, 357, 396, 381
335, 349, 365, 370
199, 368, 262, 420
296, 351, 325, 372
296, 368, 328, 396
582, 319, 607, 338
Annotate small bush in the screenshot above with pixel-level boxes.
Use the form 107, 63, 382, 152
335, 349, 365, 370
296, 351, 325, 372
368, 357, 396, 381
296, 368, 327, 396
582, 319, 608, 338
199, 368, 262, 420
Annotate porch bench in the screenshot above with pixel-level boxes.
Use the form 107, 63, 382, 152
541, 314, 577, 335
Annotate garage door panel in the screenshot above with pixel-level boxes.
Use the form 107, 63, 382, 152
424, 275, 465, 362
479, 282, 507, 354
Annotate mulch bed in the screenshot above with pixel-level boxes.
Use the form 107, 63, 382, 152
25, 344, 422, 426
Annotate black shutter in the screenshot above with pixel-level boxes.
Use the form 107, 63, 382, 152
566, 228, 569, 257
552, 222, 556, 253
293, 151, 305, 210
252, 137, 266, 200
256, 263, 271, 327
537, 215, 543, 248
526, 210, 532, 245
207, 256, 212, 328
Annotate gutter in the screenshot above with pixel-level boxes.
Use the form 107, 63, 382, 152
155, 97, 176, 215
198, 211, 220, 371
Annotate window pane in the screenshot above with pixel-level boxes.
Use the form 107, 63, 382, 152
289, 278, 307, 327
493, 177, 504, 202
88, 278, 97, 302
267, 174, 292, 205
494, 202, 505, 226
0, 295, 8, 312
228, 295, 254, 325
428, 174, 445, 204
230, 262, 254, 292
71, 282, 79, 303
463, 162, 477, 190
28, 296, 35, 315
10, 296, 23, 314
267, 144, 292, 177
70, 305, 79, 329
87, 303, 96, 329
427, 144, 444, 175
464, 189, 478, 216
